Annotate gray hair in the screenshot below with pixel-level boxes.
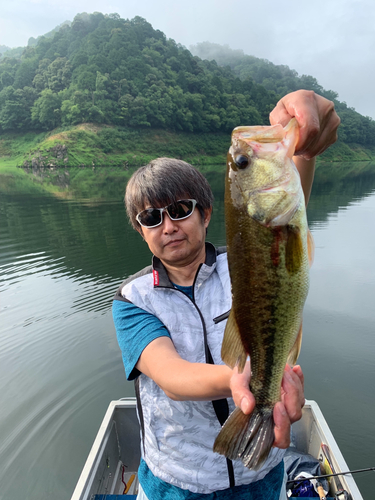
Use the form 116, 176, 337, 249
125, 158, 214, 231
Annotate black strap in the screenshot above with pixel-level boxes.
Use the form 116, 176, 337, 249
206, 346, 235, 488
212, 399, 235, 487
213, 309, 230, 324
135, 377, 146, 457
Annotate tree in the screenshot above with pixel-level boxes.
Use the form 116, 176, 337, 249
76, 68, 96, 91
13, 58, 38, 89
0, 86, 37, 130
0, 11, 371, 147
46, 57, 72, 92
31, 89, 62, 129
61, 89, 91, 125
0, 71, 14, 88
118, 94, 150, 127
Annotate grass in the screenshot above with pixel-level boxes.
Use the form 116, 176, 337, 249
2, 123, 375, 168
317, 140, 375, 162
1, 123, 375, 197
0, 124, 230, 169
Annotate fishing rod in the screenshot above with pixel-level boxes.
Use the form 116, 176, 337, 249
286, 466, 375, 484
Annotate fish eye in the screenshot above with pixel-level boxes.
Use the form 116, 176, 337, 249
234, 155, 249, 169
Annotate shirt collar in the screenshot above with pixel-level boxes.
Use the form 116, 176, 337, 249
152, 242, 217, 289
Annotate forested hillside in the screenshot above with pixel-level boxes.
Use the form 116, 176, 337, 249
0, 12, 277, 134
191, 42, 375, 146
0, 11, 374, 150
0, 45, 24, 59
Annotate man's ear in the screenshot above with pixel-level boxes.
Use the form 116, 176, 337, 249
136, 226, 144, 239
204, 206, 213, 228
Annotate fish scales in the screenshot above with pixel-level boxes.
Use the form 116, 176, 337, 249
214, 119, 312, 470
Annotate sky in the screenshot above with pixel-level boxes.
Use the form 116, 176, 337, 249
1, 0, 374, 119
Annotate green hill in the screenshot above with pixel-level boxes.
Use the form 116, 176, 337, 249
0, 13, 277, 134
190, 42, 375, 147
0, 12, 375, 169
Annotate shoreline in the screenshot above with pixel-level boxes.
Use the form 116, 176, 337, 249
1, 125, 375, 197
1, 124, 375, 170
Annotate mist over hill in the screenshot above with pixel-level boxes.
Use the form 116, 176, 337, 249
0, 45, 10, 55
0, 45, 24, 59
0, 12, 374, 148
27, 21, 72, 48
190, 41, 375, 146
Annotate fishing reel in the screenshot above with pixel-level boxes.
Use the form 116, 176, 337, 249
334, 489, 351, 500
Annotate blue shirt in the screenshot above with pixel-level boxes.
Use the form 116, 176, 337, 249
112, 283, 193, 380
139, 458, 284, 499
112, 284, 285, 499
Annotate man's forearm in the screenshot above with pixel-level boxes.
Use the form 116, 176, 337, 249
293, 155, 316, 206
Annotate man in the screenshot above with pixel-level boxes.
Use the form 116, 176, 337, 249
113, 90, 340, 499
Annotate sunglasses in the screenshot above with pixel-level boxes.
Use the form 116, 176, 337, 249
136, 199, 197, 228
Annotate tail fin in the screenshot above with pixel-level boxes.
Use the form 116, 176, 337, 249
213, 405, 275, 470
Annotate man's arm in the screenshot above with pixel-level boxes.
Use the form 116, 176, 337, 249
136, 337, 304, 449
293, 156, 315, 205
136, 336, 233, 400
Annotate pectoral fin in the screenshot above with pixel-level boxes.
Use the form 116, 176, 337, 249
285, 225, 304, 274
287, 322, 303, 366
307, 229, 315, 267
221, 309, 248, 372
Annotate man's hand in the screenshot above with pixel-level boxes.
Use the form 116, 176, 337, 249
269, 90, 340, 159
274, 364, 305, 448
229, 358, 255, 414
230, 360, 305, 449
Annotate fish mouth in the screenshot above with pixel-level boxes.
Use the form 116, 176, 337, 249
232, 124, 285, 144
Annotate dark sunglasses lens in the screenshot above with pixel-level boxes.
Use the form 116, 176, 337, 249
168, 200, 194, 219
138, 200, 195, 227
139, 208, 162, 227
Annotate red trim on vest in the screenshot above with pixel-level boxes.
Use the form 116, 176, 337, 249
153, 270, 159, 286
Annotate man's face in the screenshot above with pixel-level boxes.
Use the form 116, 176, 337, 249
139, 201, 212, 269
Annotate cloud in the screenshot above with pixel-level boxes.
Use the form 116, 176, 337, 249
1, 0, 374, 118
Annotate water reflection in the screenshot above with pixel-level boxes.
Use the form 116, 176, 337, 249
307, 161, 375, 227
4, 162, 375, 283
0, 250, 127, 500
1, 161, 375, 500
309, 193, 375, 318
1, 195, 151, 292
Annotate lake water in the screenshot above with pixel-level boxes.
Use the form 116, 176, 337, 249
0, 163, 375, 500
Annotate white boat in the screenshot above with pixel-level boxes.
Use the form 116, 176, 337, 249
70, 398, 364, 500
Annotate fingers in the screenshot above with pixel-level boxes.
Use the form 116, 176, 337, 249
273, 364, 305, 448
269, 90, 340, 159
297, 98, 340, 159
229, 359, 305, 449
273, 401, 291, 449
269, 101, 293, 128
292, 364, 304, 389
229, 359, 255, 415
281, 364, 305, 423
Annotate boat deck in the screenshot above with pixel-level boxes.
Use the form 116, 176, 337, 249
71, 398, 363, 500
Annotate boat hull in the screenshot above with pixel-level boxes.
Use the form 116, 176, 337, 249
71, 399, 363, 500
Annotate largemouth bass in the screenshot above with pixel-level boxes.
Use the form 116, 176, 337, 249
213, 119, 314, 470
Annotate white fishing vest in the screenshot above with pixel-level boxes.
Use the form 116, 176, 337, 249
115, 243, 284, 494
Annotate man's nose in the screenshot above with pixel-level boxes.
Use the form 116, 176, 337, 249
162, 211, 178, 232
